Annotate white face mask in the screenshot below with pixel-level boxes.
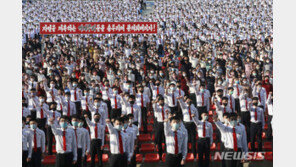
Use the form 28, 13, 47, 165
39, 99, 44, 103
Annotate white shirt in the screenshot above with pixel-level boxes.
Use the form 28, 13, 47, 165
164, 122, 188, 160
106, 123, 129, 154
153, 104, 171, 122
80, 127, 91, 156
70, 87, 82, 102
194, 88, 210, 110
178, 99, 198, 122
85, 118, 105, 145
252, 87, 267, 107
239, 95, 252, 112
215, 121, 248, 152
44, 84, 58, 103
250, 106, 265, 127
232, 84, 243, 99
80, 95, 93, 111
100, 86, 112, 101
50, 123, 77, 160
225, 94, 236, 113
122, 102, 141, 129
22, 128, 33, 158
45, 110, 61, 125
63, 100, 77, 116
193, 119, 213, 144
69, 127, 86, 156
135, 93, 150, 108
165, 91, 179, 107
29, 128, 46, 153
22, 107, 31, 118
35, 103, 49, 119
266, 95, 273, 116
109, 94, 123, 109
151, 85, 165, 100
89, 103, 108, 125
214, 101, 234, 121
123, 128, 134, 161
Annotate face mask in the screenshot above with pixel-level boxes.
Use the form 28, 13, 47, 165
253, 103, 258, 106
84, 92, 89, 96
218, 94, 223, 98
237, 119, 241, 123
72, 121, 78, 127
235, 81, 239, 84
94, 118, 100, 123
129, 119, 133, 125
73, 84, 77, 87
218, 81, 222, 85
170, 87, 175, 91
183, 73, 186, 77
60, 122, 67, 129
156, 83, 160, 86
30, 124, 37, 130
229, 91, 233, 95
39, 99, 44, 103
114, 125, 122, 131
123, 123, 128, 129
78, 122, 84, 128
160, 73, 164, 76
50, 84, 55, 88
229, 120, 237, 126
172, 123, 180, 131
94, 102, 99, 107
113, 90, 118, 94
223, 103, 228, 106
203, 116, 208, 121
200, 89, 205, 93
130, 101, 134, 105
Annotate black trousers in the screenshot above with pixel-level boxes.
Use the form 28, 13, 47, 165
30, 110, 36, 120
109, 153, 127, 167
221, 142, 226, 167
22, 150, 28, 167
198, 138, 210, 167
197, 106, 207, 120
36, 118, 46, 133
111, 109, 122, 120
82, 155, 87, 167
166, 153, 182, 167
234, 99, 241, 114
155, 122, 165, 158
31, 148, 42, 167
129, 153, 136, 167
56, 152, 73, 167
74, 148, 82, 167
184, 122, 197, 155
141, 107, 148, 133
75, 101, 82, 117
47, 126, 54, 155
266, 115, 273, 140
240, 111, 251, 142
90, 139, 102, 167
224, 148, 242, 167
250, 122, 262, 151
189, 93, 197, 107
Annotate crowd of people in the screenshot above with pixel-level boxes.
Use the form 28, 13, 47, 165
22, 0, 273, 167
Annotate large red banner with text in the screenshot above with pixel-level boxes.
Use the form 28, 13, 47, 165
40, 22, 157, 34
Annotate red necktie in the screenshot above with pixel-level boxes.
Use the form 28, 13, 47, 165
86, 97, 89, 111
161, 107, 165, 121
74, 89, 77, 101
157, 87, 159, 95
202, 93, 204, 106
118, 131, 124, 154
63, 131, 67, 151
172, 93, 175, 105
141, 94, 144, 108
60, 103, 63, 111
74, 129, 77, 145
131, 106, 134, 114
245, 99, 248, 110
224, 107, 226, 113
188, 105, 192, 120
203, 122, 206, 137
53, 111, 55, 119
220, 98, 222, 105
67, 102, 70, 116
51, 89, 55, 101
40, 108, 44, 119
233, 127, 238, 151
174, 131, 178, 154
115, 96, 118, 109
34, 130, 37, 152
95, 123, 98, 139
179, 89, 181, 96
236, 85, 239, 96
255, 108, 258, 121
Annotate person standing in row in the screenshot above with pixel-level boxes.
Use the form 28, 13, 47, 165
29, 119, 45, 167
22, 117, 32, 167
49, 116, 77, 167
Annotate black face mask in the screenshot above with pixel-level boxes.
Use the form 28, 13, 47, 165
159, 103, 164, 106
97, 98, 102, 101
140, 90, 144, 93
223, 103, 228, 106
218, 94, 223, 98
94, 118, 100, 123
253, 103, 258, 106
22, 103, 28, 107
51, 107, 57, 111
156, 83, 160, 86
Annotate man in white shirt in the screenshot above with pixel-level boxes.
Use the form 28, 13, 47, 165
225, 87, 236, 113
214, 113, 248, 167
23, 117, 32, 167
194, 84, 210, 119
164, 116, 188, 167
84, 113, 105, 167
135, 85, 150, 133
29, 119, 46, 167
34, 95, 48, 133
252, 83, 267, 111
106, 118, 129, 167
150, 79, 165, 100
250, 97, 265, 152
22, 98, 31, 118
49, 116, 77, 167
122, 95, 141, 131
232, 78, 243, 114
109, 87, 123, 119
126, 114, 139, 167
165, 83, 179, 115
77, 117, 90, 167
266, 92, 273, 140
239, 88, 252, 142
193, 112, 213, 167
64, 92, 77, 118
68, 81, 83, 116
177, 96, 198, 157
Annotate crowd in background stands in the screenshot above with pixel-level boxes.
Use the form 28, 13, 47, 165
22, 0, 273, 167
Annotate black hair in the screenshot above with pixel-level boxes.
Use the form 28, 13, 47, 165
222, 97, 229, 101
127, 114, 134, 119
169, 116, 180, 122
22, 117, 26, 122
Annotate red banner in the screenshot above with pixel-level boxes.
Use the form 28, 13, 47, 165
40, 22, 157, 34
